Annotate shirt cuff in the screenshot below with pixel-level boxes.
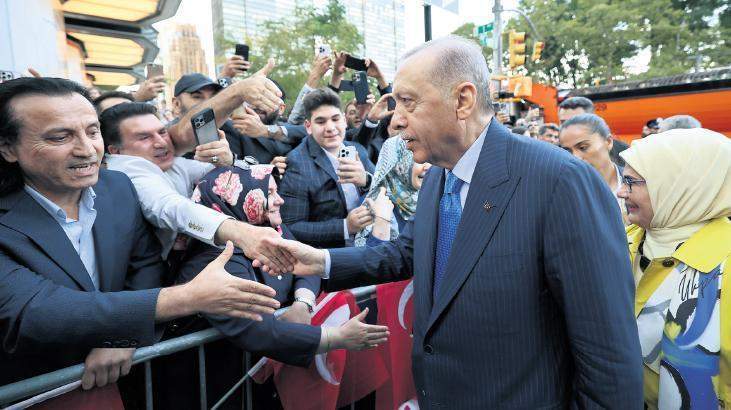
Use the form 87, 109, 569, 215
280, 125, 288, 137
189, 209, 232, 246
364, 118, 379, 128
322, 250, 331, 279
343, 219, 350, 240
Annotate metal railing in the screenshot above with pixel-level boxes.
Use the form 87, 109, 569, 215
0, 286, 377, 409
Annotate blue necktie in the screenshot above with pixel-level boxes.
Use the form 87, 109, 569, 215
433, 172, 464, 299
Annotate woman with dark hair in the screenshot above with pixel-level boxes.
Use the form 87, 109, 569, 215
168, 164, 388, 408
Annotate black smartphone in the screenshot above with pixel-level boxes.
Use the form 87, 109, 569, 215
353, 71, 369, 104
146, 64, 163, 79
345, 55, 368, 71
191, 108, 219, 146
387, 96, 396, 111
235, 44, 250, 62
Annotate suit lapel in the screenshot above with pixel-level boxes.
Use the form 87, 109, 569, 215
91, 178, 117, 292
306, 137, 347, 205
426, 121, 521, 333
0, 189, 96, 291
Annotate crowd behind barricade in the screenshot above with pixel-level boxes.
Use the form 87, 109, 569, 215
1, 34, 729, 410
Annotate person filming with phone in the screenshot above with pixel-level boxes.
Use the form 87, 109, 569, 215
279, 88, 376, 249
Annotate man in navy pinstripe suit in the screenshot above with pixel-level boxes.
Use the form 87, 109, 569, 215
256, 36, 643, 409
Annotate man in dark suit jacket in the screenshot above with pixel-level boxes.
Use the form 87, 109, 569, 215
0, 77, 281, 388
279, 88, 376, 249
256, 37, 643, 409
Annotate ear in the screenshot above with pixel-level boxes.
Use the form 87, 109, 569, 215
0, 143, 18, 163
304, 119, 312, 135
607, 135, 614, 152
171, 97, 182, 116
107, 144, 121, 155
454, 82, 478, 121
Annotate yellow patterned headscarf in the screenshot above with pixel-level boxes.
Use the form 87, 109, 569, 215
620, 128, 731, 259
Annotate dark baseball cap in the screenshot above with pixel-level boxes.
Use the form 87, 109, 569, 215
174, 73, 222, 97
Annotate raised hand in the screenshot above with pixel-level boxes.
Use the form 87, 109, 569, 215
366, 93, 394, 123
220, 55, 252, 78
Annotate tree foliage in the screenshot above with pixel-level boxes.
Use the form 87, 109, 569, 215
217, 0, 363, 107
499, 0, 730, 87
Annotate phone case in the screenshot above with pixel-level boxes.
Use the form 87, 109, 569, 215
345, 55, 368, 71
191, 109, 219, 146
353, 71, 369, 104
235, 44, 249, 60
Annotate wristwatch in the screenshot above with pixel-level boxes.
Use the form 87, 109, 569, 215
293, 297, 315, 313
266, 124, 279, 138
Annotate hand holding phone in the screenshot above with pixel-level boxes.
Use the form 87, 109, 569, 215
315, 43, 331, 58
191, 108, 220, 146
235, 44, 250, 71
146, 64, 163, 80
338, 146, 357, 160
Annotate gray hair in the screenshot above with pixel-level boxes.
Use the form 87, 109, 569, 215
560, 113, 611, 139
658, 115, 701, 132
400, 35, 492, 114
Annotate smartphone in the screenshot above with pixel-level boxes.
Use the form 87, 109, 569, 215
353, 71, 369, 104
191, 108, 219, 146
235, 44, 250, 62
146, 64, 163, 80
338, 146, 357, 160
344, 55, 368, 71
315, 43, 331, 58
0, 70, 18, 83
387, 96, 396, 111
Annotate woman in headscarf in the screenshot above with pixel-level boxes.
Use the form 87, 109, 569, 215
354, 114, 431, 246
171, 164, 389, 408
618, 128, 731, 409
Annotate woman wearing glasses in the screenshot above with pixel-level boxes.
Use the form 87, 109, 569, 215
617, 128, 731, 409
558, 113, 628, 223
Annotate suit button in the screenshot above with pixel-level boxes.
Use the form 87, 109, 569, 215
130, 340, 139, 347
118, 340, 130, 348
421, 389, 427, 397
424, 344, 434, 354
103, 341, 112, 348
662, 258, 675, 268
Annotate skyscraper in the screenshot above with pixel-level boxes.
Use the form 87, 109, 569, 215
211, 0, 405, 80
165, 23, 209, 82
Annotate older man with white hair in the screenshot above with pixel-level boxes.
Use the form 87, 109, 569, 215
658, 114, 702, 132
257, 35, 643, 409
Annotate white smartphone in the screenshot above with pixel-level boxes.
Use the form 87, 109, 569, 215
338, 146, 357, 160
315, 43, 331, 58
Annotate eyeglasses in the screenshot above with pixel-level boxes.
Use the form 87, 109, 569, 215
621, 176, 647, 193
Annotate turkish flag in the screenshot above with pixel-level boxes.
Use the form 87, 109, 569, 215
261, 292, 353, 410
375, 280, 419, 410
30, 383, 124, 410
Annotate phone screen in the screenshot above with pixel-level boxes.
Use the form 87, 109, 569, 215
235, 44, 250, 61
344, 55, 368, 71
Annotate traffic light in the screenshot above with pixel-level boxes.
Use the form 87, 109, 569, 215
532, 41, 544, 62
508, 31, 526, 69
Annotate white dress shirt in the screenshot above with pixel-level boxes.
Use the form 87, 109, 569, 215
106, 154, 231, 258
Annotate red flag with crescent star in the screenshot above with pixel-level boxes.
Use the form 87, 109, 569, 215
252, 290, 386, 409
375, 279, 419, 410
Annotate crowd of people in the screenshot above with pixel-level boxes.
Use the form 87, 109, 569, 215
1, 33, 729, 410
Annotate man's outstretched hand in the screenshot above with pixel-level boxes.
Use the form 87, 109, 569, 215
252, 239, 326, 277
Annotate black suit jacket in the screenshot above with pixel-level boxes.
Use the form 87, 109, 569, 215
279, 136, 375, 248
222, 120, 307, 165
0, 170, 166, 384
325, 120, 643, 409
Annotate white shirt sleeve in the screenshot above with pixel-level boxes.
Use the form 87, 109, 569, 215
107, 155, 230, 246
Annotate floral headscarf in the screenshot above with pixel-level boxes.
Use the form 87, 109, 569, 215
354, 136, 420, 246
192, 164, 280, 227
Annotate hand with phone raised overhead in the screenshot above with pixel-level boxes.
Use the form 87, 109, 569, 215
366, 93, 394, 123
306, 54, 333, 88
220, 55, 252, 78
135, 76, 166, 102
364, 58, 389, 89
330, 51, 349, 90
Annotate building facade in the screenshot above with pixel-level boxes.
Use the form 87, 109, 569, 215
211, 0, 405, 80
164, 23, 209, 82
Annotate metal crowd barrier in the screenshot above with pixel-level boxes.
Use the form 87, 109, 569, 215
0, 285, 378, 409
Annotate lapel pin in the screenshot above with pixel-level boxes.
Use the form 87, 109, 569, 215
483, 201, 494, 212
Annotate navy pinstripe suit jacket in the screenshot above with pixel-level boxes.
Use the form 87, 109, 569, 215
326, 120, 643, 409
279, 136, 374, 249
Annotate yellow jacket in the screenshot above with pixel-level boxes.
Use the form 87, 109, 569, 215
628, 217, 731, 405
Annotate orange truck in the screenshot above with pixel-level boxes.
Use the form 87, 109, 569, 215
525, 67, 731, 143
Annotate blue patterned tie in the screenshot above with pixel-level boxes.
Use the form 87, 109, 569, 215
433, 172, 464, 299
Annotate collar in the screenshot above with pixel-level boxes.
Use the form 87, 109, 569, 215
627, 218, 731, 272
673, 217, 731, 272
24, 185, 96, 222
449, 119, 490, 185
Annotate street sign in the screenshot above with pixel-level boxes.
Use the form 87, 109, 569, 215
474, 23, 494, 47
